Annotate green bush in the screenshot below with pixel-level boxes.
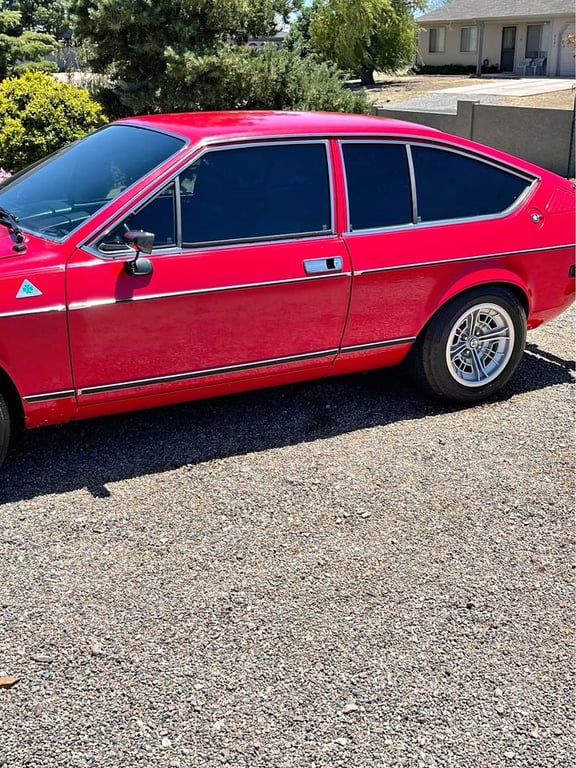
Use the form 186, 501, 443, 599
11, 59, 58, 76
0, 71, 106, 171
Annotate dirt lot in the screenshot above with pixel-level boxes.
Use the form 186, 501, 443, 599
0, 305, 574, 768
365, 74, 576, 110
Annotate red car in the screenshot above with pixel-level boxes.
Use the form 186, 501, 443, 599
0, 111, 574, 468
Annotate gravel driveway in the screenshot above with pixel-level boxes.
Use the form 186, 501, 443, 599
0, 307, 574, 768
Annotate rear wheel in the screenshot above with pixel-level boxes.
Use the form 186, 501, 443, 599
414, 287, 527, 403
0, 393, 11, 469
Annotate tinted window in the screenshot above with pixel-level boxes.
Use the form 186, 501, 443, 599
342, 143, 412, 230
99, 183, 176, 252
412, 146, 530, 222
0, 126, 184, 239
180, 143, 331, 244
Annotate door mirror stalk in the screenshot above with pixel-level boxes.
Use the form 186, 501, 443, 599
123, 230, 154, 276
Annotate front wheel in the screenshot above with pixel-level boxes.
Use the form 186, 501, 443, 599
0, 393, 10, 469
413, 287, 527, 403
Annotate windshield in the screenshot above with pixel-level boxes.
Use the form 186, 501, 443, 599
0, 125, 185, 240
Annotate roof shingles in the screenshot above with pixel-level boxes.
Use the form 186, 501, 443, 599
418, 0, 574, 23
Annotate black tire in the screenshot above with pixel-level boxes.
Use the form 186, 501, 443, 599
0, 392, 10, 470
412, 287, 527, 403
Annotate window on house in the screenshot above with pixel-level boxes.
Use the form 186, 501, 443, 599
460, 26, 478, 53
526, 25, 543, 58
429, 27, 446, 53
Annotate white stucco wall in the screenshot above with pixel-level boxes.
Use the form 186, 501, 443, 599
418, 16, 575, 76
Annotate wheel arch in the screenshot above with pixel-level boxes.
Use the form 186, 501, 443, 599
0, 364, 24, 433
424, 272, 530, 335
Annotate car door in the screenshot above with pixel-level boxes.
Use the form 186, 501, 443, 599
66, 140, 352, 405
338, 140, 534, 354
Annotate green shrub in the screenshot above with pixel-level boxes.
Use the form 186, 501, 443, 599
0, 71, 106, 171
11, 59, 58, 76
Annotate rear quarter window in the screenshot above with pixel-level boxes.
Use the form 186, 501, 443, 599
411, 146, 531, 222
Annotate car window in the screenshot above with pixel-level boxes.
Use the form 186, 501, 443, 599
341, 142, 413, 231
0, 125, 184, 239
180, 143, 332, 245
411, 146, 531, 223
99, 183, 176, 253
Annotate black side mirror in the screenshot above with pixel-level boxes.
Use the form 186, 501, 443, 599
122, 230, 154, 275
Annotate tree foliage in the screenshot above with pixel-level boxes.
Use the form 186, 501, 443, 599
70, 0, 369, 116
309, 0, 425, 84
283, 3, 317, 59
1, 1, 70, 36
0, 9, 57, 78
0, 70, 105, 170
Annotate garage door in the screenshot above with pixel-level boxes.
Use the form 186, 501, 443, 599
559, 25, 575, 77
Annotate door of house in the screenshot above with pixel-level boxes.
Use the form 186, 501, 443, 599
559, 24, 575, 77
501, 26, 516, 72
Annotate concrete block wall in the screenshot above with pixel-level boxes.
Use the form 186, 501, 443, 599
374, 100, 575, 177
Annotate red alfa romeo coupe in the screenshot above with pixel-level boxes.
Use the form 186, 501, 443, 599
0, 111, 574, 468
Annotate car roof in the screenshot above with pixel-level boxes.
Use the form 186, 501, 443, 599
116, 110, 545, 179
117, 110, 448, 144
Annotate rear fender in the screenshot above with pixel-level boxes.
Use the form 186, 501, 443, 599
428, 269, 530, 328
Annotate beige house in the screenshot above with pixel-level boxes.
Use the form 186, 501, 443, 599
417, 0, 575, 77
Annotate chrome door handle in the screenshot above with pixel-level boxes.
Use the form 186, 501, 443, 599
303, 257, 343, 275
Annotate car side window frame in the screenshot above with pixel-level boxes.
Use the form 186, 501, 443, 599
340, 138, 537, 237
406, 142, 536, 226
178, 140, 335, 248
340, 140, 416, 234
92, 139, 336, 258
97, 180, 179, 254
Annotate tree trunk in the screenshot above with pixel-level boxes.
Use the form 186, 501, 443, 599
360, 66, 375, 86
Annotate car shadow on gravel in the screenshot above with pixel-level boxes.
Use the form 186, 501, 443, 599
1, 342, 573, 502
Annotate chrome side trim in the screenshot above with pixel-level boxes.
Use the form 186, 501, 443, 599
0, 304, 66, 319
23, 389, 75, 403
78, 348, 339, 395
77, 335, 416, 397
341, 337, 416, 353
353, 243, 575, 276
68, 272, 352, 311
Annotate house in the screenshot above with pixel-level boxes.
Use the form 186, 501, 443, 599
417, 0, 575, 77
247, 16, 290, 50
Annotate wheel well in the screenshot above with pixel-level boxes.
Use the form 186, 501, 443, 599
425, 282, 529, 335
0, 367, 24, 433
498, 282, 529, 317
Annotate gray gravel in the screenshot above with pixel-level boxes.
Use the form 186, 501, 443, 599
0, 306, 574, 768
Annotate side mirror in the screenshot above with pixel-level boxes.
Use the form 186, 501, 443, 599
122, 230, 154, 275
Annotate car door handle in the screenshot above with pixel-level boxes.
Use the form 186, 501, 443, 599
303, 257, 343, 275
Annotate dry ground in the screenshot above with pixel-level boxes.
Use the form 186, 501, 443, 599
365, 74, 576, 110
